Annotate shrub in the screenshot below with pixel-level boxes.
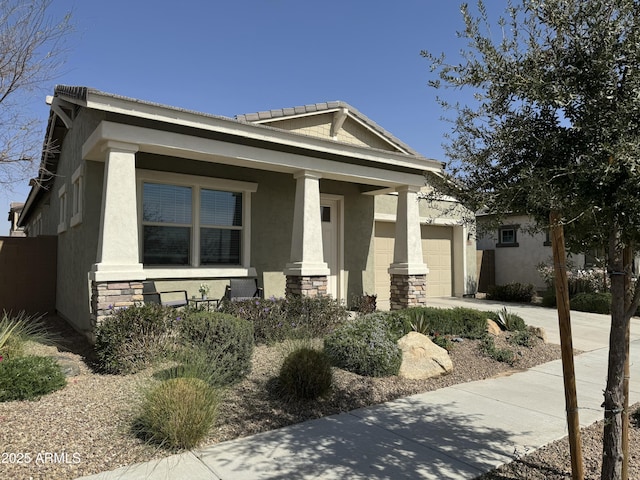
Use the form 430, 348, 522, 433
136, 377, 221, 449
487, 307, 526, 332
541, 290, 557, 308
220, 296, 348, 344
401, 307, 488, 339
0, 355, 66, 401
509, 330, 534, 347
486, 283, 536, 303
178, 311, 253, 386
431, 333, 454, 352
278, 347, 333, 400
324, 314, 402, 377
94, 304, 177, 374
0, 311, 57, 361
571, 292, 612, 314
480, 336, 514, 365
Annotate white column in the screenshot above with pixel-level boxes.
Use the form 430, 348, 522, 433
90, 141, 145, 281
284, 171, 330, 276
389, 185, 428, 275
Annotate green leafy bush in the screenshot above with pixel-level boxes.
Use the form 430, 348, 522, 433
324, 314, 402, 377
431, 333, 454, 351
0, 355, 66, 401
220, 296, 348, 344
486, 283, 536, 303
570, 292, 612, 314
541, 290, 557, 308
136, 377, 221, 449
480, 336, 515, 365
401, 307, 488, 339
278, 347, 333, 400
509, 330, 534, 347
178, 311, 254, 386
94, 304, 177, 374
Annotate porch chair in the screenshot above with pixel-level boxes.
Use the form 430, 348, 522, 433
142, 281, 188, 308
222, 278, 264, 303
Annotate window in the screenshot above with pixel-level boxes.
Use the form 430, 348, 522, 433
138, 171, 257, 269
70, 165, 84, 227
497, 225, 518, 247
142, 183, 192, 265
57, 184, 67, 233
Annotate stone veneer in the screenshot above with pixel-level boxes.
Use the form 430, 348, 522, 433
285, 275, 328, 297
390, 274, 427, 310
90, 280, 145, 328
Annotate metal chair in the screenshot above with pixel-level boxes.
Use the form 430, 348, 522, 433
222, 278, 263, 302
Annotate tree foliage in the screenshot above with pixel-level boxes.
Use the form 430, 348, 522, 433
0, 0, 72, 185
423, 1, 640, 478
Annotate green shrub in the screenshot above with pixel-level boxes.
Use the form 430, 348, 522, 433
486, 283, 536, 303
178, 311, 254, 386
94, 304, 177, 374
0, 311, 57, 360
0, 355, 66, 401
278, 347, 333, 400
136, 377, 221, 449
480, 336, 515, 365
571, 292, 612, 314
542, 290, 557, 308
401, 307, 488, 339
431, 333, 454, 351
509, 330, 534, 347
324, 314, 402, 377
220, 296, 348, 344
487, 307, 527, 332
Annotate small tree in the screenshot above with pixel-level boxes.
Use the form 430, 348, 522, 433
424, 1, 640, 478
0, 0, 72, 186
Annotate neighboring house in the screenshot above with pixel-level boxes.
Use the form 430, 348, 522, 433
7, 202, 26, 237
18, 86, 476, 338
476, 213, 587, 291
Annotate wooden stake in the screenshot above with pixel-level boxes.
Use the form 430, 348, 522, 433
622, 245, 632, 480
550, 210, 584, 480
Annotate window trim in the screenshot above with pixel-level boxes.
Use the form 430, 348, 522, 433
497, 225, 519, 247
70, 164, 84, 227
57, 184, 68, 234
136, 169, 258, 275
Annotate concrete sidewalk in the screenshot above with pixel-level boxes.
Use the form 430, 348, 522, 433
78, 298, 640, 480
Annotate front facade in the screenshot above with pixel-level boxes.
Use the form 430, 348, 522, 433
19, 86, 475, 338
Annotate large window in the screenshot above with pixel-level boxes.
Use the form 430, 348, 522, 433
140, 173, 256, 268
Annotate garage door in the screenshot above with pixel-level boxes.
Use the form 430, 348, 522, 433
374, 222, 453, 310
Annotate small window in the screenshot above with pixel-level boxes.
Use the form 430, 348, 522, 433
57, 184, 67, 234
70, 165, 84, 227
497, 225, 518, 247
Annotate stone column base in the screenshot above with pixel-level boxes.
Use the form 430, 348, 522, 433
285, 275, 328, 298
90, 280, 145, 329
390, 274, 427, 310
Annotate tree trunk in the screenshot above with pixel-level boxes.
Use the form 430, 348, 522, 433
601, 228, 629, 480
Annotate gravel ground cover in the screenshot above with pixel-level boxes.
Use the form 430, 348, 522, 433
0, 314, 631, 480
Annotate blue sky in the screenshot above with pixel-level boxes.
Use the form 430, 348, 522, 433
3, 0, 506, 234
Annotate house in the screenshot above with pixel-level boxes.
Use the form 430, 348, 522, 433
476, 213, 588, 292
7, 202, 26, 237
18, 86, 476, 338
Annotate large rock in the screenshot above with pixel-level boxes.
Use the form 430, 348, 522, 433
486, 319, 503, 336
397, 332, 453, 380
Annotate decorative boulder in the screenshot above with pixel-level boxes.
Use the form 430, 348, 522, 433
486, 319, 503, 336
528, 326, 547, 343
397, 332, 453, 380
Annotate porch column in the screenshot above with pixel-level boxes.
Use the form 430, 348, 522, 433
389, 185, 428, 309
284, 171, 329, 297
90, 142, 145, 331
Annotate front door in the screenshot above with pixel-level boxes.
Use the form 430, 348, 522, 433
320, 196, 340, 299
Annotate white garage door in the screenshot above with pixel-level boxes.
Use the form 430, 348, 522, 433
374, 222, 453, 310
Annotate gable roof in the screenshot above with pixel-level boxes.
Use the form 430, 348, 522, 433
235, 101, 422, 157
